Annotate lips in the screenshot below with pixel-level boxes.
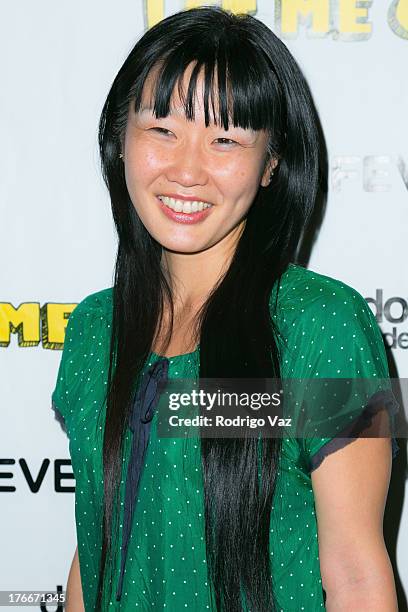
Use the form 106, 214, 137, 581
158, 195, 212, 214
156, 196, 213, 225
157, 193, 213, 204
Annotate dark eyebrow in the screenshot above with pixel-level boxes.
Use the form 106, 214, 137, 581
138, 105, 184, 116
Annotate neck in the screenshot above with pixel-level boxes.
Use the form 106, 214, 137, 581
161, 220, 245, 309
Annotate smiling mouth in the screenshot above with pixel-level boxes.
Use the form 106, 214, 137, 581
157, 195, 213, 214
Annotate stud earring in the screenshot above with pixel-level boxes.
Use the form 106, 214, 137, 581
119, 153, 124, 159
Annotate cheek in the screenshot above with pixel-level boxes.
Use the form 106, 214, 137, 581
216, 165, 260, 204
213, 152, 262, 186
125, 153, 164, 199
125, 136, 168, 174
128, 148, 156, 174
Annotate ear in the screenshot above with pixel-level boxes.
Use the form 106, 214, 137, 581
260, 157, 279, 188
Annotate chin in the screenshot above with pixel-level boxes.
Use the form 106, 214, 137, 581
156, 236, 209, 254
162, 243, 205, 254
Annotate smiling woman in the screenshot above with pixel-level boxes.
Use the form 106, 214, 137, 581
121, 62, 274, 256
52, 5, 399, 612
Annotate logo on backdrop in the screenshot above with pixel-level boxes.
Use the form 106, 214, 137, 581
366, 290, 408, 349
144, 0, 408, 40
0, 302, 76, 348
0, 458, 75, 493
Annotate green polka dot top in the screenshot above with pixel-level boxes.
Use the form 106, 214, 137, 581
51, 262, 399, 611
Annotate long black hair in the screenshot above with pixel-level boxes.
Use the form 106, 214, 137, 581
96, 5, 324, 610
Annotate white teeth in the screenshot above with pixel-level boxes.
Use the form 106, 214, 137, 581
158, 195, 212, 213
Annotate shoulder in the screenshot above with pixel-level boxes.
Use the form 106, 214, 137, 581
277, 263, 372, 317
275, 263, 379, 336
275, 264, 388, 377
69, 287, 113, 321
63, 287, 113, 349
62, 286, 113, 371
66, 287, 113, 331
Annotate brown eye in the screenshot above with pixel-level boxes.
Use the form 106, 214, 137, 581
150, 127, 173, 136
214, 138, 237, 145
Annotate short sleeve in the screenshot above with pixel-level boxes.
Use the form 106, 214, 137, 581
51, 288, 113, 438
282, 279, 400, 472
51, 304, 83, 437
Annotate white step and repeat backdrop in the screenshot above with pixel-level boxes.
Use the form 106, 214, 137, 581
1, 1, 407, 610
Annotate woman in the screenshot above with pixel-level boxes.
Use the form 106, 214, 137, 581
52, 6, 400, 611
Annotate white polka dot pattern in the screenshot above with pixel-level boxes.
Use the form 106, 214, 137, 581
51, 263, 397, 611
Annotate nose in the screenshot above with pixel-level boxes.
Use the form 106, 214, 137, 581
165, 139, 208, 187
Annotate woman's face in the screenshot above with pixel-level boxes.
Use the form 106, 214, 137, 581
123, 63, 275, 255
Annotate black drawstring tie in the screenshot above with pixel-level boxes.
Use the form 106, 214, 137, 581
116, 357, 169, 602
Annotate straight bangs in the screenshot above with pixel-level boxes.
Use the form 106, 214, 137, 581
130, 30, 285, 154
